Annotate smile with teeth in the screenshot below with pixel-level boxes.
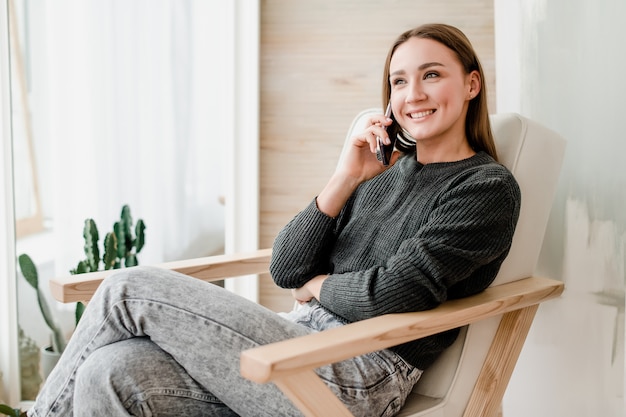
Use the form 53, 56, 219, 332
409, 109, 435, 119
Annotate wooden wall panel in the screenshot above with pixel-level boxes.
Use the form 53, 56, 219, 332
260, 0, 495, 311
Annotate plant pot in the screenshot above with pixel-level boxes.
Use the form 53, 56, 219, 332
18, 329, 41, 401
40, 346, 60, 380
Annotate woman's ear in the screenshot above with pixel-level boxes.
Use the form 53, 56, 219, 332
467, 70, 481, 99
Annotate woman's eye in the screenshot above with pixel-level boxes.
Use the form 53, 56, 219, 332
424, 72, 439, 80
391, 78, 406, 86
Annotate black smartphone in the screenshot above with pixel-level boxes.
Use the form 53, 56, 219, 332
375, 103, 398, 166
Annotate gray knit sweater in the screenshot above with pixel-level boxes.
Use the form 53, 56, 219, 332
270, 151, 521, 370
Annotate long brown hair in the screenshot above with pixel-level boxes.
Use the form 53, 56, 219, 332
381, 23, 498, 161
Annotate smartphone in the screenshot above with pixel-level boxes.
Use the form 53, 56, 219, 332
375, 103, 398, 166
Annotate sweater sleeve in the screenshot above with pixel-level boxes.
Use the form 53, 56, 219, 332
269, 199, 339, 288
318, 170, 521, 322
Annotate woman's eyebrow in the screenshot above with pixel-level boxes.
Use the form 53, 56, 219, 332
418, 61, 444, 70
390, 62, 444, 77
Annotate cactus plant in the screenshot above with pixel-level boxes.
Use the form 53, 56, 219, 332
17, 254, 67, 354
113, 205, 146, 268
70, 205, 146, 323
71, 204, 146, 274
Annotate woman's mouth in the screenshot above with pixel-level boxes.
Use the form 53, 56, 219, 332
409, 109, 435, 119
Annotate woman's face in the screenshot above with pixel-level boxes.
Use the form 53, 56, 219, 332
388, 37, 479, 152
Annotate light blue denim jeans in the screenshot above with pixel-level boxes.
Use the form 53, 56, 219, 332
28, 266, 422, 417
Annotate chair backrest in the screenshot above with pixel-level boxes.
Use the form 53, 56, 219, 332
343, 110, 566, 417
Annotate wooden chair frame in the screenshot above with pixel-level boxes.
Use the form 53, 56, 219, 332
50, 249, 563, 417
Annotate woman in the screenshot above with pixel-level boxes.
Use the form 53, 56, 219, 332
29, 23, 520, 417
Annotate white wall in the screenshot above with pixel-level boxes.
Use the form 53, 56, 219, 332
496, 0, 625, 416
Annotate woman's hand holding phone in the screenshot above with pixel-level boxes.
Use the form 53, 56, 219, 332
376, 103, 397, 166
337, 108, 399, 179
316, 109, 399, 218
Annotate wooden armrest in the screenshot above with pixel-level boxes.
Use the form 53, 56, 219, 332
50, 248, 273, 303
240, 276, 564, 383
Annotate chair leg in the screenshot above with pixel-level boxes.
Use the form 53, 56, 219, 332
463, 305, 539, 417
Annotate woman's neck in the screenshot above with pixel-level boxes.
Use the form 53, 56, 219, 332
415, 139, 476, 164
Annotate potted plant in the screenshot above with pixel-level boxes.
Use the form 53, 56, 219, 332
18, 253, 66, 379
17, 205, 146, 378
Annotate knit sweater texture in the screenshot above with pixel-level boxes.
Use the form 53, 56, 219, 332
270, 151, 521, 370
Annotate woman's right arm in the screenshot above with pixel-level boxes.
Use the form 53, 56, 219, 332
269, 198, 339, 289
270, 111, 397, 287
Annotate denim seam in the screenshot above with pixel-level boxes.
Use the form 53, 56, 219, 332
123, 387, 223, 409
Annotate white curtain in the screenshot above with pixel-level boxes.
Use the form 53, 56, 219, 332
30, 0, 227, 272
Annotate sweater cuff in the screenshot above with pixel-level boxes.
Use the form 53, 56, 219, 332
314, 196, 339, 220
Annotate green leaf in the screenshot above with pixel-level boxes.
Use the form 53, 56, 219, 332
74, 260, 89, 274
121, 205, 133, 248
102, 232, 118, 270
18, 254, 38, 289
134, 219, 146, 253
18, 254, 65, 352
83, 219, 100, 271
114, 221, 126, 259
125, 254, 138, 267
0, 404, 21, 417
75, 301, 85, 325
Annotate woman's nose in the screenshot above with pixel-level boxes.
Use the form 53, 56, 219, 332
406, 82, 427, 102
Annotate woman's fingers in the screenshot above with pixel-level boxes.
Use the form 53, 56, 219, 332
334, 111, 397, 182
353, 115, 392, 152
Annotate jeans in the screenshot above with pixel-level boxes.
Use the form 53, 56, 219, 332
28, 266, 422, 417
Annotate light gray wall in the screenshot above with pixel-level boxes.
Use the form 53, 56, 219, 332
497, 1, 625, 416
